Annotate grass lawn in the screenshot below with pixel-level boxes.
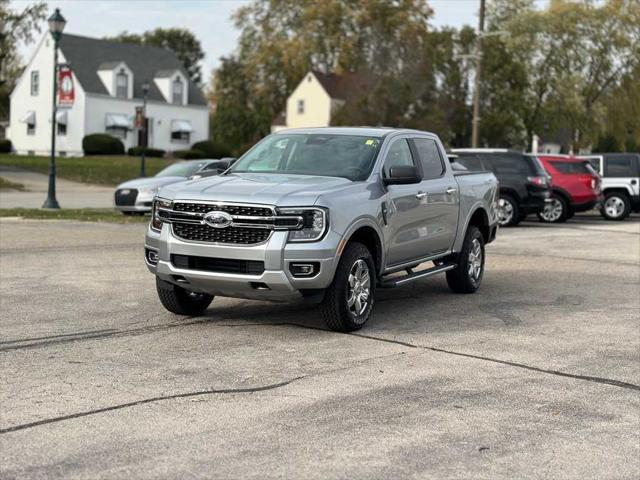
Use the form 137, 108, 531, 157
0, 177, 26, 191
0, 154, 173, 186
0, 208, 150, 223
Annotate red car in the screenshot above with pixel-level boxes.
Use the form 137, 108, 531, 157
536, 155, 602, 223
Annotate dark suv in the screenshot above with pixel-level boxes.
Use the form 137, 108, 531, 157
452, 149, 552, 226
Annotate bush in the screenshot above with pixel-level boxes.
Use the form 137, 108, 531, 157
191, 140, 232, 158
173, 149, 205, 160
127, 146, 166, 157
82, 134, 125, 155
0, 139, 12, 153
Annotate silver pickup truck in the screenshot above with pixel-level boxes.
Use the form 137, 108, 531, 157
145, 127, 499, 331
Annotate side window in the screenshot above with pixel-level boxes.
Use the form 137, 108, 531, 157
481, 154, 531, 174
384, 139, 415, 174
412, 138, 444, 179
605, 156, 636, 177
457, 155, 483, 171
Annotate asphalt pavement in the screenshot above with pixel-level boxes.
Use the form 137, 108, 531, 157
0, 214, 638, 479
0, 166, 113, 209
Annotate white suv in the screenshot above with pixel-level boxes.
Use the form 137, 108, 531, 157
581, 153, 640, 220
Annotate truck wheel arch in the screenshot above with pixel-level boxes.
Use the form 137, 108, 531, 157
338, 220, 384, 276
466, 207, 490, 244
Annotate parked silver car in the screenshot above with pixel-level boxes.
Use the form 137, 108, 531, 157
145, 127, 499, 331
114, 159, 233, 214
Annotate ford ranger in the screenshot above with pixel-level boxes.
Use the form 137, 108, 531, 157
145, 128, 499, 332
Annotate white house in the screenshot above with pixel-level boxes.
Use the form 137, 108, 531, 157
271, 70, 365, 132
9, 33, 209, 156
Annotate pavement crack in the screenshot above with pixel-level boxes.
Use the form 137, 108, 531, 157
0, 376, 305, 435
346, 332, 640, 392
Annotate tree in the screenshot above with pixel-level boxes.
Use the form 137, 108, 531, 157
108, 28, 205, 85
0, 0, 46, 119
212, 0, 434, 151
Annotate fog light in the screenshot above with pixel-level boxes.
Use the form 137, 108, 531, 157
290, 262, 319, 277
146, 248, 159, 266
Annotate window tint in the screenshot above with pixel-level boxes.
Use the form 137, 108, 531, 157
605, 155, 638, 177
384, 139, 415, 172
480, 154, 532, 174
550, 161, 591, 174
413, 138, 444, 179
456, 154, 483, 171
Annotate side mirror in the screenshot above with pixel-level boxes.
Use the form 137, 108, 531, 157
384, 166, 421, 185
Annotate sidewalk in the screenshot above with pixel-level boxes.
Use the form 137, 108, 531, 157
0, 166, 114, 209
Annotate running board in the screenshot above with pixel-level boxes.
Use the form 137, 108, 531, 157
378, 263, 456, 288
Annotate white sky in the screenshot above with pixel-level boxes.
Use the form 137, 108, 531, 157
12, 0, 553, 82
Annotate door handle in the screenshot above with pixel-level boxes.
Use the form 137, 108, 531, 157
415, 192, 427, 199
446, 188, 457, 195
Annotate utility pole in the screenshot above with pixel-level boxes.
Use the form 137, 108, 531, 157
471, 0, 486, 148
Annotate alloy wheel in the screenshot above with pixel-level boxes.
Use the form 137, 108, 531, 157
347, 259, 371, 318
467, 238, 483, 282
497, 198, 514, 226
540, 198, 564, 222
604, 196, 625, 218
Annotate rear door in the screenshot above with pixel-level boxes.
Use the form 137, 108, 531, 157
411, 137, 459, 255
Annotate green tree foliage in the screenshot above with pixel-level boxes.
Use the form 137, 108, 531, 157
0, 0, 46, 119
107, 28, 205, 85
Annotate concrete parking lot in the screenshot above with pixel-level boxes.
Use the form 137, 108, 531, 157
0, 214, 638, 479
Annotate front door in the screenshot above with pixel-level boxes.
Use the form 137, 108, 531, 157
383, 138, 431, 266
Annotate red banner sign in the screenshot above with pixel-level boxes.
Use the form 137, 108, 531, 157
58, 65, 75, 107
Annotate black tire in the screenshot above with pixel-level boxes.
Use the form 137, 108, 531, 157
537, 194, 569, 223
446, 226, 485, 294
156, 277, 214, 315
122, 211, 135, 216
601, 192, 631, 221
320, 242, 375, 332
498, 194, 520, 227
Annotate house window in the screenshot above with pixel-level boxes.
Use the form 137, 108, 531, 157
31, 71, 39, 96
27, 123, 36, 135
297, 99, 305, 114
116, 70, 128, 98
172, 77, 183, 105
107, 127, 127, 139
171, 131, 190, 143
57, 123, 67, 136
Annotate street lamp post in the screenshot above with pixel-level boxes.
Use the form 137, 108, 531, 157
140, 82, 150, 177
42, 8, 66, 209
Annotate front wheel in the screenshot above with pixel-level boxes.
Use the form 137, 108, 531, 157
601, 192, 630, 221
156, 278, 214, 315
446, 226, 485, 293
497, 195, 520, 227
537, 195, 568, 223
320, 242, 375, 332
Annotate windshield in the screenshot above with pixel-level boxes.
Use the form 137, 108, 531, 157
229, 134, 382, 181
155, 162, 206, 178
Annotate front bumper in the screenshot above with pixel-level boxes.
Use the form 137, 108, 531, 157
145, 224, 342, 302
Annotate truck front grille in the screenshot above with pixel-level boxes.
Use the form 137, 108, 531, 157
172, 222, 272, 245
171, 254, 265, 275
115, 188, 138, 206
174, 202, 273, 217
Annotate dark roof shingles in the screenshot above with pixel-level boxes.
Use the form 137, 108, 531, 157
59, 34, 206, 106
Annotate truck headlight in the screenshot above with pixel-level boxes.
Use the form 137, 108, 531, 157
151, 197, 172, 232
278, 207, 328, 242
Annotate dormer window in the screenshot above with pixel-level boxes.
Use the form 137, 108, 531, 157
172, 77, 183, 105
116, 69, 128, 98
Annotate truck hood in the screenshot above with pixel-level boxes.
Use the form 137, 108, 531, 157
116, 176, 185, 190
159, 173, 355, 206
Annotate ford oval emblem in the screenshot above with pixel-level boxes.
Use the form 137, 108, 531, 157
202, 211, 233, 229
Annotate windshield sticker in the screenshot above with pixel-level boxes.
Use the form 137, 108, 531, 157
365, 139, 376, 146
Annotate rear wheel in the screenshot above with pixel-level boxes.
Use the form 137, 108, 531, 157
446, 226, 485, 293
156, 278, 214, 315
320, 242, 375, 332
601, 192, 630, 221
537, 195, 568, 223
497, 195, 520, 227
